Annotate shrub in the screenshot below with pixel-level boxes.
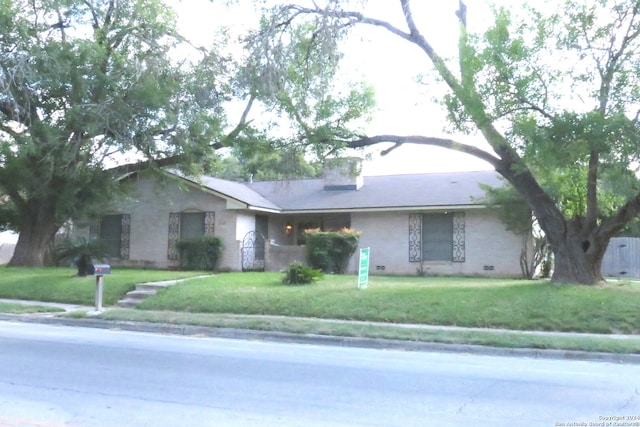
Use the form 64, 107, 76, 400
282, 262, 324, 285
177, 236, 223, 271
305, 228, 361, 274
55, 237, 107, 276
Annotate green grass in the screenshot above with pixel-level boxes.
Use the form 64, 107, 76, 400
94, 309, 640, 354
0, 301, 64, 314
138, 273, 640, 335
0, 266, 208, 305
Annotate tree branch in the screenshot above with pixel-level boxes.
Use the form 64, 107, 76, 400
217, 93, 256, 148
286, 4, 413, 42
598, 191, 640, 239
107, 155, 185, 178
585, 150, 599, 230
345, 134, 502, 168
82, 0, 100, 29
0, 99, 31, 126
108, 91, 259, 177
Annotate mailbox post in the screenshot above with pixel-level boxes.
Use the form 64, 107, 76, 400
90, 264, 111, 312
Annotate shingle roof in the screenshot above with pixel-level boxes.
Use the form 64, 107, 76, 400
168, 169, 503, 213
169, 172, 281, 211
198, 175, 281, 211
246, 170, 503, 212
246, 171, 503, 211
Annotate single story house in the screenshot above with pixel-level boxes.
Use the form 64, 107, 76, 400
73, 161, 528, 277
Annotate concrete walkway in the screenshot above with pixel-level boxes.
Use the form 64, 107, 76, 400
0, 298, 94, 312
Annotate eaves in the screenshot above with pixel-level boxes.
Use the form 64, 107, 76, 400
278, 204, 490, 215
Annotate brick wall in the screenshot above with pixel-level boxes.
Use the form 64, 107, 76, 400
351, 209, 526, 277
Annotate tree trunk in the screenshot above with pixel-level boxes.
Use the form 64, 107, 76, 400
8, 205, 59, 267
550, 233, 608, 285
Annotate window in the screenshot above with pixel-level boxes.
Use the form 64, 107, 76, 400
422, 213, 453, 261
91, 214, 130, 259
409, 213, 465, 263
180, 212, 205, 241
168, 211, 215, 259
100, 215, 122, 258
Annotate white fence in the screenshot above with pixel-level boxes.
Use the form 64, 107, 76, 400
602, 237, 640, 278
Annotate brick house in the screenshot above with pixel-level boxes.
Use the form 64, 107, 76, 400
73, 163, 528, 277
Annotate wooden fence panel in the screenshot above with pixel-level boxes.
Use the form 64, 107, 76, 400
602, 237, 640, 278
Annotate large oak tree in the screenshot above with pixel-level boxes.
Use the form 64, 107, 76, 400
0, 0, 246, 266
251, 0, 640, 284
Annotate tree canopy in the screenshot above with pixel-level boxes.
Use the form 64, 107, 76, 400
249, 0, 640, 284
0, 0, 238, 265
211, 138, 323, 182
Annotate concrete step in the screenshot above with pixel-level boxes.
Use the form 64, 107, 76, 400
125, 289, 158, 300
117, 298, 140, 308
135, 281, 179, 292
116, 280, 180, 308
116, 288, 158, 308
116, 277, 206, 309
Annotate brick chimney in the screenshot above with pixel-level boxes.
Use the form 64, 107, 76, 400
323, 157, 363, 191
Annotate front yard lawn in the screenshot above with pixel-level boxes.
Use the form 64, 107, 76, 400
138, 273, 640, 335
0, 267, 207, 306
2, 267, 639, 335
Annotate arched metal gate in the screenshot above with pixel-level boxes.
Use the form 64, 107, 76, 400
241, 231, 265, 272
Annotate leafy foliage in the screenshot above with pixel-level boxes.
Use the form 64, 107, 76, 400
305, 228, 360, 274
243, 14, 375, 159
177, 237, 223, 271
55, 237, 107, 276
213, 138, 322, 181
282, 262, 324, 285
481, 184, 550, 279
0, 198, 18, 232
0, 0, 242, 265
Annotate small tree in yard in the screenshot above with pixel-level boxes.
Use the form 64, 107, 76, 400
305, 228, 360, 274
282, 261, 324, 285
248, 0, 640, 284
55, 237, 106, 277
481, 184, 550, 279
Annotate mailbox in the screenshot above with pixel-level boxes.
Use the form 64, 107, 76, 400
90, 264, 111, 275
89, 264, 110, 313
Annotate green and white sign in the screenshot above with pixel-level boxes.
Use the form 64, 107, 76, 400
358, 247, 370, 289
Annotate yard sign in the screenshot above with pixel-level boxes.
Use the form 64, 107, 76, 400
358, 247, 370, 289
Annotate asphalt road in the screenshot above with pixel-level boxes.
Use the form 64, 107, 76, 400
0, 321, 639, 427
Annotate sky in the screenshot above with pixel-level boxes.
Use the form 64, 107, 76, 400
174, 0, 504, 176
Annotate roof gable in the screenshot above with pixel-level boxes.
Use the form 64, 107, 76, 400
166, 171, 281, 212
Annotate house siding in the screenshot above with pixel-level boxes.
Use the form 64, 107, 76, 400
351, 209, 523, 277
81, 175, 240, 270
236, 213, 256, 241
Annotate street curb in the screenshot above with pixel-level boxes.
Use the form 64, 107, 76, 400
1, 313, 639, 365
